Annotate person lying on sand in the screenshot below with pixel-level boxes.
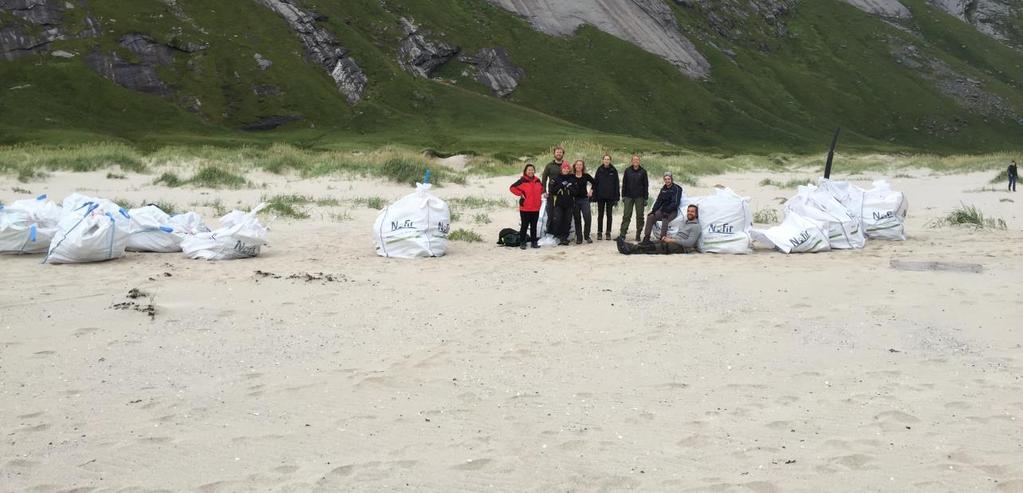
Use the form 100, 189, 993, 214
616, 205, 701, 255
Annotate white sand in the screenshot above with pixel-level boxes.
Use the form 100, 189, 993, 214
1, 167, 1022, 492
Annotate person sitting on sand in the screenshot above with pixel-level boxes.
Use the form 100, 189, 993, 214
509, 163, 542, 249
548, 162, 577, 246
641, 171, 685, 244
617, 205, 700, 255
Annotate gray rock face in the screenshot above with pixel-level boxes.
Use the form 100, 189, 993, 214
85, 34, 202, 95
254, 0, 367, 104
397, 17, 459, 78
675, 0, 796, 46
460, 47, 524, 97
254, 52, 273, 71
842, 0, 912, 18
484, 0, 710, 78
0, 0, 99, 60
928, 0, 1019, 45
892, 43, 1022, 126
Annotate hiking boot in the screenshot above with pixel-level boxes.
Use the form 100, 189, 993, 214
585, 236, 593, 244
519, 242, 527, 250
576, 237, 583, 245
596, 232, 603, 240
616, 238, 630, 255
530, 242, 539, 249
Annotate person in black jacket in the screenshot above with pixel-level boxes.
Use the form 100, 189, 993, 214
618, 155, 649, 241
642, 171, 685, 243
571, 160, 596, 244
547, 162, 577, 245
592, 154, 620, 240
1009, 160, 1018, 192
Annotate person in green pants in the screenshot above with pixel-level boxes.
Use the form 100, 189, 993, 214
618, 155, 649, 241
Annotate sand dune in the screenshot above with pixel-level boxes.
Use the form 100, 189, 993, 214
1, 167, 1021, 491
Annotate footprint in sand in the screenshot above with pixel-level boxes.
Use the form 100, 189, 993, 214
453, 458, 493, 470
827, 453, 877, 470
17, 411, 44, 419
72, 327, 101, 337
874, 410, 919, 431
32, 350, 56, 357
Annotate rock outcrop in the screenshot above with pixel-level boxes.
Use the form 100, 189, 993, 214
253, 0, 367, 104
842, 0, 912, 18
675, 0, 796, 50
459, 47, 524, 97
0, 0, 99, 60
484, 0, 710, 78
397, 17, 459, 78
928, 0, 1020, 46
892, 42, 1022, 126
84, 34, 204, 95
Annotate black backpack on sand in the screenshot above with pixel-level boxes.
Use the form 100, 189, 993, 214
497, 227, 521, 247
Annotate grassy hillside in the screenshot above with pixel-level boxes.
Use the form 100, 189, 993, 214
0, 0, 1022, 154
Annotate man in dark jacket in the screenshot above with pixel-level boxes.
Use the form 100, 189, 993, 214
618, 155, 649, 241
541, 146, 567, 195
642, 172, 685, 243
1009, 160, 1018, 192
616, 205, 700, 255
592, 154, 620, 240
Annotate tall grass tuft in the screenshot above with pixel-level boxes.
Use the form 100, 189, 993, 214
188, 166, 247, 188
448, 229, 482, 242
931, 203, 1007, 230
262, 194, 311, 219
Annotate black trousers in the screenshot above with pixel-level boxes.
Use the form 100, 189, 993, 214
573, 198, 591, 240
519, 211, 538, 243
552, 205, 573, 239
596, 200, 614, 233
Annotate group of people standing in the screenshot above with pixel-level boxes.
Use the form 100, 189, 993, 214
509, 146, 697, 252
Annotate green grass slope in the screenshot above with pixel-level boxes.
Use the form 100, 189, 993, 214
0, 0, 1021, 154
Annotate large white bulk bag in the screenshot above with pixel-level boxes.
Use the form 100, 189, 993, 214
784, 185, 865, 249
0, 194, 62, 254
373, 184, 450, 258
181, 204, 268, 260
817, 179, 865, 223
693, 188, 753, 254
45, 202, 132, 264
751, 211, 831, 254
168, 212, 210, 237
127, 205, 180, 253
862, 180, 908, 240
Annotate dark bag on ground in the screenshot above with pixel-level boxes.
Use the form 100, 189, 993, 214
496, 227, 521, 247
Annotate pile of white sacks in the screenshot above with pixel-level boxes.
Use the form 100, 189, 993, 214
752, 179, 908, 253
0, 193, 269, 263
619, 178, 907, 254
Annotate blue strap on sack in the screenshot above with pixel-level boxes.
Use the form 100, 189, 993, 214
43, 203, 98, 264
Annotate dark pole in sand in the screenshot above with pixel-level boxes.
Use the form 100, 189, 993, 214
823, 127, 841, 179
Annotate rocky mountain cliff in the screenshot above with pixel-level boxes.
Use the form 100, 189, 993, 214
1, 0, 1022, 152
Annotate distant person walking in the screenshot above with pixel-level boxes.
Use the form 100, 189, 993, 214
509, 163, 542, 249
618, 155, 649, 241
1009, 160, 1018, 192
592, 154, 620, 240
548, 162, 577, 246
571, 160, 595, 244
642, 171, 685, 243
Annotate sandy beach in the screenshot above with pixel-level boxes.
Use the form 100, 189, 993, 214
2, 166, 1022, 492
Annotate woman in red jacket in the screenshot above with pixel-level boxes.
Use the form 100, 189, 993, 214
510, 163, 543, 249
